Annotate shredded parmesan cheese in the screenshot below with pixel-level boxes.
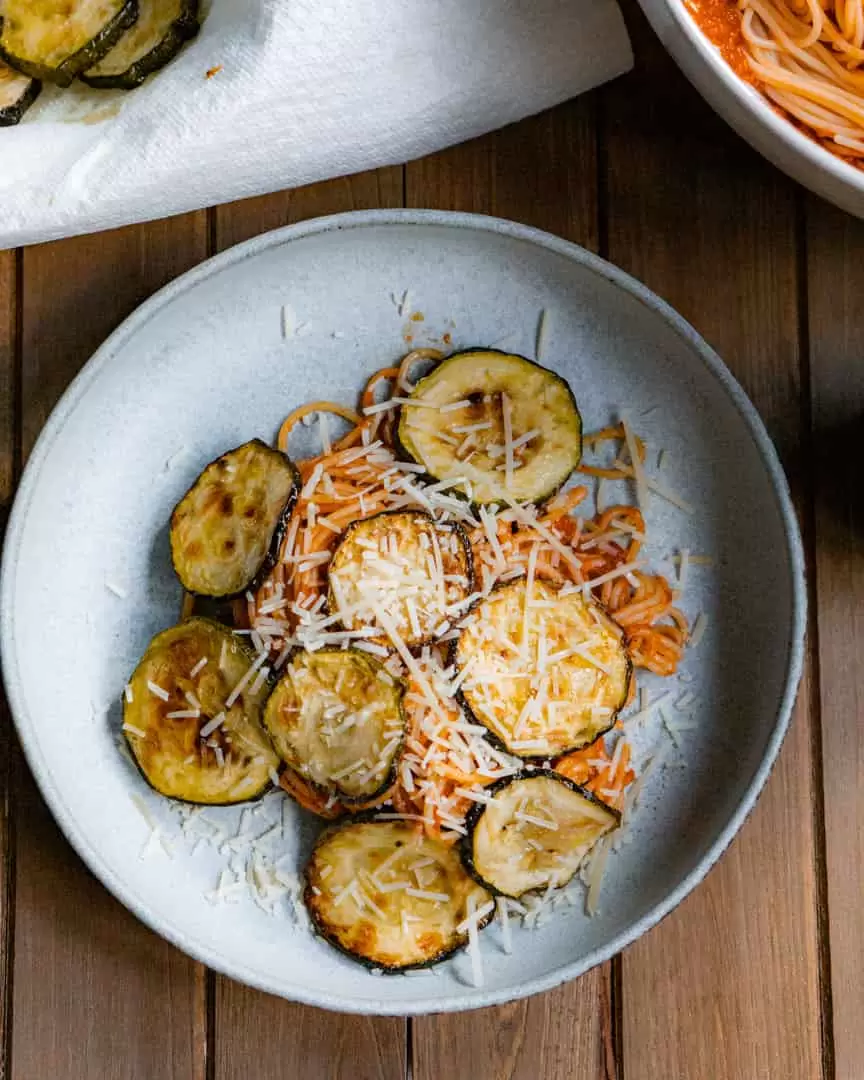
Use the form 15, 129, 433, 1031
689, 612, 708, 648
147, 681, 169, 702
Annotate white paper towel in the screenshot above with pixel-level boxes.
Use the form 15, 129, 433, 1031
0, 0, 632, 250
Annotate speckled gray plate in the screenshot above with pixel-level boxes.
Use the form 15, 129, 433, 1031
0, 211, 805, 1014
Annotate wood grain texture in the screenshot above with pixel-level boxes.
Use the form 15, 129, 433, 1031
605, 8, 824, 1078
19, 217, 209, 457
406, 100, 613, 1080
414, 970, 616, 1080
0, 251, 16, 500
805, 197, 864, 1080
213, 988, 405, 1080
210, 171, 407, 1080
11, 216, 209, 1080
0, 249, 18, 1080
405, 98, 599, 249
213, 169, 403, 250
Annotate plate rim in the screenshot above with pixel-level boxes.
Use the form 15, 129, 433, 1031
0, 208, 806, 1015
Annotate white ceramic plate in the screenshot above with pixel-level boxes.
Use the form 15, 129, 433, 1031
0, 210, 805, 1014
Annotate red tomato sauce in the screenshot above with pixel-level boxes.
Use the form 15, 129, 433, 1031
684, 0, 754, 80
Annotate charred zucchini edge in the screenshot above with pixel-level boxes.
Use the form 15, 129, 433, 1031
395, 348, 583, 507
451, 581, 633, 761
304, 814, 495, 972
123, 616, 279, 806
81, 0, 200, 89
169, 438, 301, 600
264, 646, 407, 806
460, 768, 621, 897
0, 0, 140, 87
0, 70, 41, 126
328, 508, 475, 647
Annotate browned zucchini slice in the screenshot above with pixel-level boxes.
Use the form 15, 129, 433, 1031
328, 510, 473, 647
454, 578, 631, 758
264, 648, 406, 804
397, 350, 582, 505
0, 0, 139, 88
0, 59, 40, 125
305, 819, 492, 970
123, 617, 279, 804
81, 0, 199, 89
462, 770, 619, 898
170, 439, 300, 599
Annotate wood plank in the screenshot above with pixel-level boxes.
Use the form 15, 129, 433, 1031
604, 7, 824, 1077
212, 995, 405, 1080
12, 215, 209, 1080
211, 170, 406, 1080
415, 966, 617, 1080
0, 248, 18, 1080
406, 99, 613, 1080
0, 251, 16, 501
213, 169, 404, 251
405, 99, 599, 248
805, 196, 864, 1080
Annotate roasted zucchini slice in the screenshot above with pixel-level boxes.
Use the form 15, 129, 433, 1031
81, 0, 199, 89
0, 59, 40, 126
397, 349, 582, 505
455, 578, 631, 758
462, 770, 619, 898
328, 510, 473, 647
123, 617, 279, 804
0, 0, 139, 88
305, 819, 493, 970
170, 439, 300, 599
264, 648, 405, 804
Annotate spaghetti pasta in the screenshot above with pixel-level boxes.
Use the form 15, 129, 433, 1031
244, 354, 687, 841
688, 0, 864, 159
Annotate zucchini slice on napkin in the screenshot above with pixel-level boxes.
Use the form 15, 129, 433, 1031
81, 0, 199, 89
0, 59, 40, 126
454, 578, 631, 758
170, 439, 300, 599
0, 0, 139, 87
462, 770, 619, 898
397, 349, 582, 505
305, 819, 493, 970
264, 648, 406, 805
328, 509, 473, 647
123, 617, 279, 805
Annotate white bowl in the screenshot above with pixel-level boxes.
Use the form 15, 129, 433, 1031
0, 211, 805, 1013
638, 0, 864, 216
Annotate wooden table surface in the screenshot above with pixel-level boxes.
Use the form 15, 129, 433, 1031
1, 4, 862, 1078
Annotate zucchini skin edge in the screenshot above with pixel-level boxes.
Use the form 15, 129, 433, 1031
81, 0, 200, 90
169, 439, 301, 602
449, 580, 634, 761
304, 812, 495, 973
122, 616, 278, 807
0, 74, 41, 126
394, 348, 584, 509
0, 0, 140, 88
459, 768, 621, 898
263, 647, 408, 809
328, 508, 476, 647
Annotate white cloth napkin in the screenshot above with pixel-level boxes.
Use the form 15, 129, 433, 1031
0, 0, 632, 250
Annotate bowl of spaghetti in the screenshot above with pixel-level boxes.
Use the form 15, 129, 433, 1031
639, 0, 864, 215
